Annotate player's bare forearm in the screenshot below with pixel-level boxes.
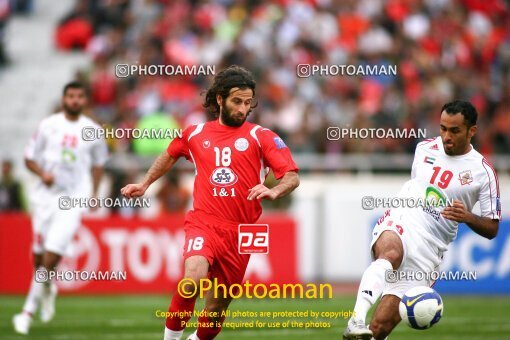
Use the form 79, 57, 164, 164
248, 171, 299, 201
25, 158, 54, 186
442, 199, 499, 239
271, 171, 299, 199
25, 158, 44, 177
91, 166, 103, 197
121, 152, 177, 199
142, 152, 177, 187
465, 214, 499, 240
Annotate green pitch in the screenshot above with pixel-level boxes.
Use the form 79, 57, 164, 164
1, 295, 509, 339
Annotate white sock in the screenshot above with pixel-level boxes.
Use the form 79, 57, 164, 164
164, 327, 184, 340
353, 259, 393, 323
187, 331, 199, 340
22, 273, 45, 315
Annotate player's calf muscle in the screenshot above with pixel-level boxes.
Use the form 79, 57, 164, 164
371, 314, 400, 339
370, 296, 401, 339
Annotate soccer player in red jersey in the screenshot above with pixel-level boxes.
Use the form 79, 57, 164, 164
121, 65, 300, 340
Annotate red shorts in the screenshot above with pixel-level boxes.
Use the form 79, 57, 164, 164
183, 210, 251, 286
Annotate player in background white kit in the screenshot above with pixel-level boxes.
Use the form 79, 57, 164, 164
343, 100, 501, 340
13, 82, 108, 335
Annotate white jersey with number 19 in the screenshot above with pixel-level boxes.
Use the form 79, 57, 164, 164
393, 136, 501, 251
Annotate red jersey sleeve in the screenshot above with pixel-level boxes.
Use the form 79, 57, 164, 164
167, 125, 193, 160
257, 128, 299, 179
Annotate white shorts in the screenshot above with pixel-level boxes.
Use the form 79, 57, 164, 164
370, 210, 443, 299
31, 194, 82, 256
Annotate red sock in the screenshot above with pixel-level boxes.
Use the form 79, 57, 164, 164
197, 315, 225, 340
165, 293, 196, 331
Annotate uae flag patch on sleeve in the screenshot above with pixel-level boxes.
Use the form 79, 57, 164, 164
424, 156, 436, 164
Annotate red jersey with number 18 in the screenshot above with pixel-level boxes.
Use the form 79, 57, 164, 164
167, 120, 298, 225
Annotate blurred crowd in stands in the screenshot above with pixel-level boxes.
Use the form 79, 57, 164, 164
0, 0, 33, 66
52, 0, 510, 157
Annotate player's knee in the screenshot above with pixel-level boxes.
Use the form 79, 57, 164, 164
182, 269, 208, 296
186, 269, 208, 283
374, 235, 403, 269
185, 256, 209, 280
185, 266, 207, 280
185, 266, 208, 281
379, 248, 403, 269
182, 275, 207, 297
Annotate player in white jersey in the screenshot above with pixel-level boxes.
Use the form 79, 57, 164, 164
13, 82, 108, 335
343, 100, 501, 340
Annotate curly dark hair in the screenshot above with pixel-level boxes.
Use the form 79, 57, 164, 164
203, 65, 257, 117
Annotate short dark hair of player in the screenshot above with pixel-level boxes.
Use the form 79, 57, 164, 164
203, 65, 257, 117
63, 81, 86, 96
441, 100, 478, 128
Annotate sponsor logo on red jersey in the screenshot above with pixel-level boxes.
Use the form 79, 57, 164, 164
210, 167, 238, 186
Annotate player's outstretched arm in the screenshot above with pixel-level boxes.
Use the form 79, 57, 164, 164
121, 151, 177, 198
248, 171, 299, 201
442, 199, 499, 239
25, 158, 54, 186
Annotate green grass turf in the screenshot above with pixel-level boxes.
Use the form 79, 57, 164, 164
1, 294, 509, 339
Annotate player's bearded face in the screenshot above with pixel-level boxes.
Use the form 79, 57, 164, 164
219, 88, 253, 127
440, 111, 476, 155
62, 89, 86, 116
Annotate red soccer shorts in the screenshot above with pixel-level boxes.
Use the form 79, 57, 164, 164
182, 210, 251, 286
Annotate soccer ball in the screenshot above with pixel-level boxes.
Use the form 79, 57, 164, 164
399, 286, 443, 330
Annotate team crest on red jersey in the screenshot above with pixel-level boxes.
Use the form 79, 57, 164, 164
203, 140, 210, 148
234, 138, 249, 151
210, 167, 238, 186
